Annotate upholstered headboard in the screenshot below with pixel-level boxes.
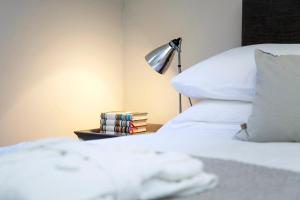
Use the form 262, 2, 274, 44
242, 0, 300, 46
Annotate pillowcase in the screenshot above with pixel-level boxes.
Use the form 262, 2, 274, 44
172, 44, 300, 102
158, 100, 252, 135
165, 100, 252, 125
235, 50, 300, 142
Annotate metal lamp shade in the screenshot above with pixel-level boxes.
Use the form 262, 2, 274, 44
145, 43, 176, 74
144, 37, 192, 113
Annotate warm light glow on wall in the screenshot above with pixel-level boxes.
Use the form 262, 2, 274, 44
0, 0, 124, 146
1, 68, 117, 141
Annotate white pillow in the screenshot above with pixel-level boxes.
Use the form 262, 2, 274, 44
158, 100, 252, 135
172, 44, 300, 101
168, 100, 252, 125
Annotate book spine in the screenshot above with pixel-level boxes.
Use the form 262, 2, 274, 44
100, 125, 132, 134
101, 113, 132, 121
100, 119, 131, 127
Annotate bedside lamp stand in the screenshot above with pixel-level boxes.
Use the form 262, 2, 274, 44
145, 37, 192, 113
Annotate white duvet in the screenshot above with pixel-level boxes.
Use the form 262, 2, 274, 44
1, 119, 300, 200
88, 121, 300, 173
0, 138, 217, 200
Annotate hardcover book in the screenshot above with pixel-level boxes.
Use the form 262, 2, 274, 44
100, 111, 148, 121
100, 125, 147, 134
100, 119, 147, 127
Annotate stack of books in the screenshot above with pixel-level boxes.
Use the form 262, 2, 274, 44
100, 111, 148, 136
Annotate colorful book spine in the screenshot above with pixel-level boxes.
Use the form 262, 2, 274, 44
101, 113, 134, 121
100, 119, 132, 127
100, 112, 147, 136
100, 125, 132, 134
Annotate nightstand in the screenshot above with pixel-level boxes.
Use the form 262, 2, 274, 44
74, 124, 162, 141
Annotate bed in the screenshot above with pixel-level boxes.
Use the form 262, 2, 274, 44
1, 0, 300, 199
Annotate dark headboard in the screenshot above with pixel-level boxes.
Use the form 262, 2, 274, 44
242, 0, 300, 46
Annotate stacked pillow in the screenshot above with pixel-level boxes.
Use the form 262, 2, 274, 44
158, 100, 253, 134
170, 44, 300, 141
172, 44, 300, 102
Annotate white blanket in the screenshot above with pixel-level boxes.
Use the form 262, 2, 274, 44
0, 139, 217, 200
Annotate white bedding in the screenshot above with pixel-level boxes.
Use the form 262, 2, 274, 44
1, 121, 300, 173
87, 122, 300, 172
0, 139, 217, 200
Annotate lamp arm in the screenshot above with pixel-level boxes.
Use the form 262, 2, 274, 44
178, 50, 182, 113
176, 47, 192, 114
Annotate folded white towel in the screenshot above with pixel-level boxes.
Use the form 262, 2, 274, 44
0, 139, 218, 200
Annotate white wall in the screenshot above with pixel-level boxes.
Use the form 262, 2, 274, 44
0, 0, 124, 146
123, 0, 243, 124
0, 0, 243, 146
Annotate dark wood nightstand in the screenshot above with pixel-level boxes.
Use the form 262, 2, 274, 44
74, 124, 162, 141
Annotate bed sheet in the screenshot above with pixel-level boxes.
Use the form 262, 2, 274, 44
1, 122, 300, 172
87, 122, 300, 172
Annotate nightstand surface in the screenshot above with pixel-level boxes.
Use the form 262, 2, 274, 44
74, 124, 162, 141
